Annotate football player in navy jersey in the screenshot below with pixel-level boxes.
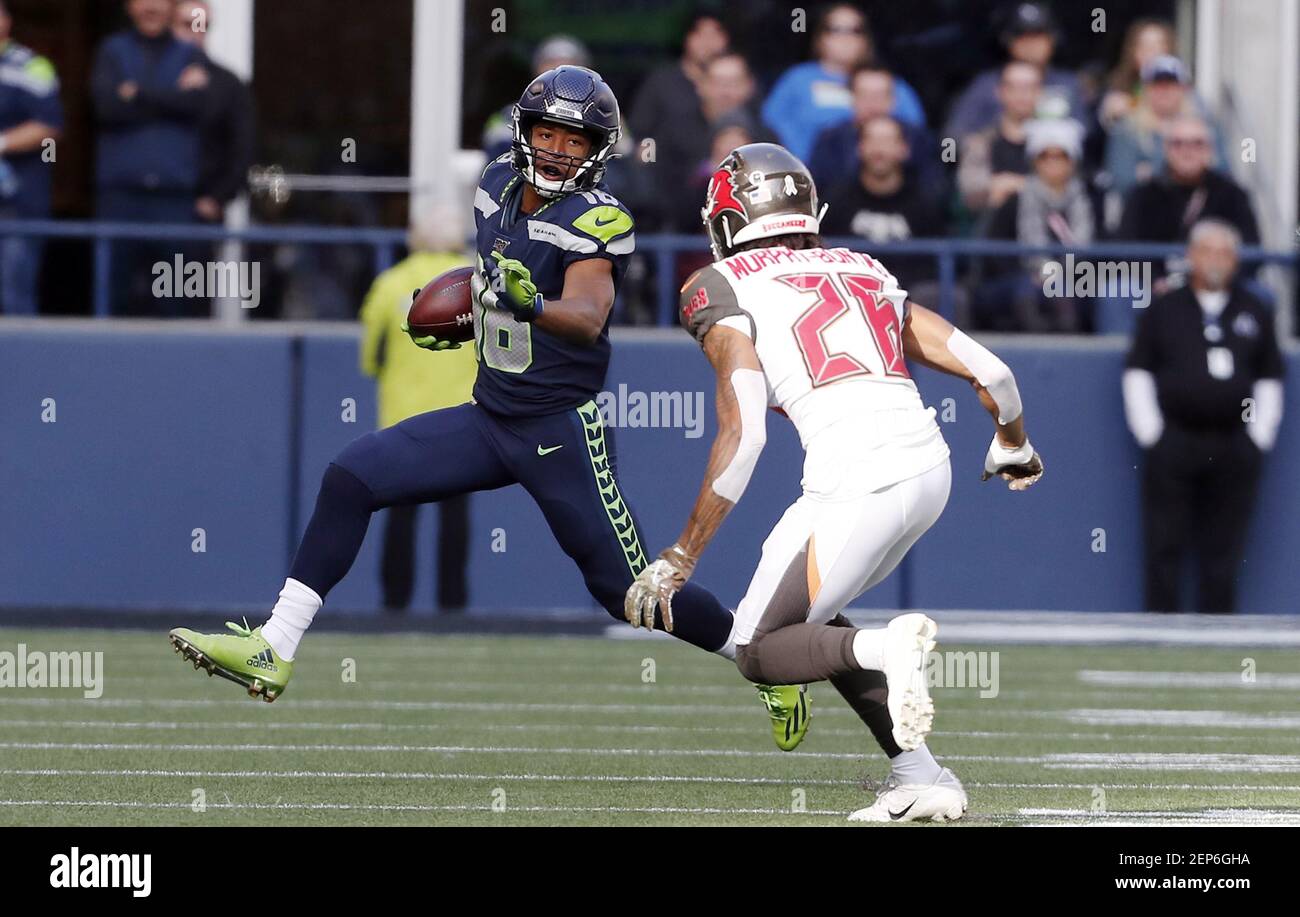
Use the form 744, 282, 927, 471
168, 66, 811, 750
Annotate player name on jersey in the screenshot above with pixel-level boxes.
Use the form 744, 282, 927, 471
718, 245, 889, 281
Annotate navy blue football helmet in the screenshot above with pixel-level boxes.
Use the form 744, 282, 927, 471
511, 65, 621, 198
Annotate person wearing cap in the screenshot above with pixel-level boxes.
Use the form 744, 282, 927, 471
977, 118, 1096, 332
1123, 219, 1284, 613
944, 2, 1083, 139
1103, 54, 1228, 199
481, 34, 591, 160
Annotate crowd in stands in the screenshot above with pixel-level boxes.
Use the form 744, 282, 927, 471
0, 1, 1278, 331
485, 3, 1265, 332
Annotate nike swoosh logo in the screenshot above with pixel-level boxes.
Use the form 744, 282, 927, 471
537, 444, 564, 456
593, 216, 619, 227
889, 800, 917, 820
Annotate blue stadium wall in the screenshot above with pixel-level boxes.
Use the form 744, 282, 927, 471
2, 323, 1297, 615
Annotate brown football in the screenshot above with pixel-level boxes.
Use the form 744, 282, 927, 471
407, 266, 476, 343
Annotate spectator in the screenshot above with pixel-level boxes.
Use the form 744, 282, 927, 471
173, 0, 254, 223
1117, 114, 1258, 248
628, 11, 728, 146
762, 3, 925, 162
675, 112, 759, 279
1104, 55, 1228, 198
358, 206, 478, 612
944, 2, 1083, 138
91, 0, 208, 316
0, 0, 63, 315
627, 16, 730, 231
979, 119, 1094, 332
957, 60, 1041, 216
807, 64, 940, 194
1123, 219, 1284, 613
1098, 17, 1176, 129
482, 34, 591, 160
821, 115, 946, 296
661, 51, 763, 231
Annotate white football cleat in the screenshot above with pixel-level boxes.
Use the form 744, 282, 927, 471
882, 613, 937, 751
848, 768, 968, 823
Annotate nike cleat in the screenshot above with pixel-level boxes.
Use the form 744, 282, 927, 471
168, 619, 293, 702
756, 683, 810, 751
882, 613, 938, 751
848, 768, 968, 823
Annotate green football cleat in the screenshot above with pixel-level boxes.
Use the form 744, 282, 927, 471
168, 619, 293, 702
756, 683, 810, 751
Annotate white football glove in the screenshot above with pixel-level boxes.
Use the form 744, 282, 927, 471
624, 546, 694, 632
981, 435, 1044, 491
469, 265, 499, 311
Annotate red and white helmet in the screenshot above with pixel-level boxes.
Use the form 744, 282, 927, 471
700, 142, 825, 261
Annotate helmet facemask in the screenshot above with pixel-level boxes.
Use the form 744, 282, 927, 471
511, 109, 618, 198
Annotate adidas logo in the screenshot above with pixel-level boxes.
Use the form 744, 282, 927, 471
245, 648, 277, 671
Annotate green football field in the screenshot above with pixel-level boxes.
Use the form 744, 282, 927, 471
2, 626, 1298, 826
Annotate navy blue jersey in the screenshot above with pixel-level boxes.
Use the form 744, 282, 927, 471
471, 155, 635, 416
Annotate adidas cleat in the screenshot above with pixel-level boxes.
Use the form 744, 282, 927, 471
882, 613, 937, 751
169, 620, 293, 702
848, 768, 968, 823
755, 683, 810, 751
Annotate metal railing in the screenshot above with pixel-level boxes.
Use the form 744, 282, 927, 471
2, 218, 1295, 326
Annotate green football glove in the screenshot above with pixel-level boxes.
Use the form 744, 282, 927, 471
401, 319, 461, 351
488, 250, 545, 322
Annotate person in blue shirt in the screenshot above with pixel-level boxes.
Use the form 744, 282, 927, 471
168, 66, 813, 751
0, 0, 63, 315
91, 0, 208, 315
762, 3, 926, 162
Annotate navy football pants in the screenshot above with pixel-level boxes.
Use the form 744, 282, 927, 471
289, 400, 734, 652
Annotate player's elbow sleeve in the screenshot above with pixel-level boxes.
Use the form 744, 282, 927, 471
711, 368, 768, 503
947, 327, 1022, 424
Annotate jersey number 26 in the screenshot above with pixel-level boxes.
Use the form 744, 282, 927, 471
776, 271, 910, 386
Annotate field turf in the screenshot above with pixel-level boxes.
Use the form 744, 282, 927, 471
2, 626, 1298, 826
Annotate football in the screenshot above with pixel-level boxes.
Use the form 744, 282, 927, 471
407, 265, 476, 342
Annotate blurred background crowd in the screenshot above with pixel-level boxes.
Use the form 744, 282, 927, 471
0, 0, 1296, 334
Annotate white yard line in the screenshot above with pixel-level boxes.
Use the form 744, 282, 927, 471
1063, 708, 1300, 730
5, 768, 1300, 793
0, 718, 1290, 746
1078, 670, 1300, 689
6, 741, 1300, 773
0, 799, 845, 817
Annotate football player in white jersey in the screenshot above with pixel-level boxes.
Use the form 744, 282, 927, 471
625, 143, 1044, 822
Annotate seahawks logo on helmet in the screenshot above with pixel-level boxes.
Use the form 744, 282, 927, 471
510, 65, 621, 199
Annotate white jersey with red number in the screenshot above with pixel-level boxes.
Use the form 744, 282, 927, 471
680, 245, 949, 498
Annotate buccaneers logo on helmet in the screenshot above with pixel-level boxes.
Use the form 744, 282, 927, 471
703, 167, 747, 221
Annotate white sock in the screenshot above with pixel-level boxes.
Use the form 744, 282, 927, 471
851, 628, 887, 671
714, 617, 738, 661
261, 578, 322, 661
890, 744, 942, 785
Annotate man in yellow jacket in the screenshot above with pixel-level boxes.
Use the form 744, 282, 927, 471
359, 210, 478, 611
